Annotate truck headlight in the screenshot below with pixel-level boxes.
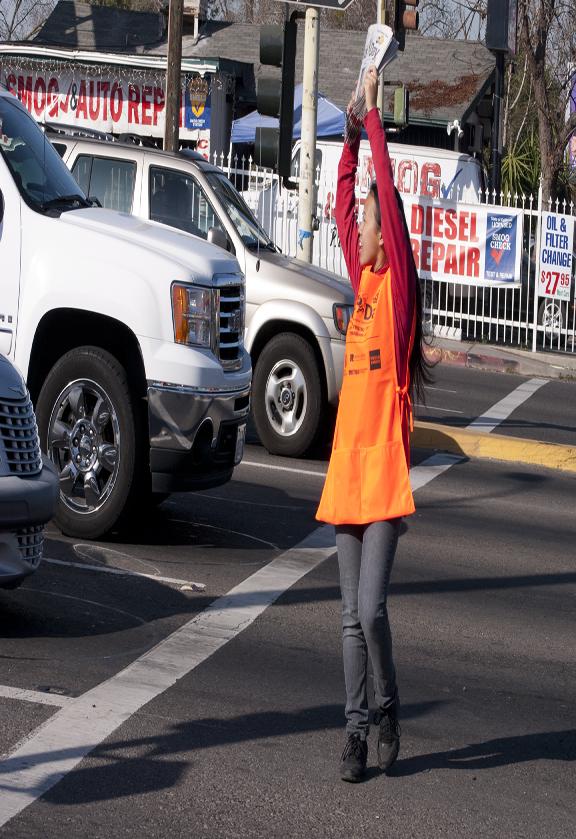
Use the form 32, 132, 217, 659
172, 284, 213, 348
333, 303, 354, 336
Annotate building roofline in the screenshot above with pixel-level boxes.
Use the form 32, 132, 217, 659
0, 43, 218, 75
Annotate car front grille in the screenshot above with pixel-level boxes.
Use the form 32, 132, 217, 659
218, 283, 245, 372
0, 395, 43, 476
16, 525, 44, 567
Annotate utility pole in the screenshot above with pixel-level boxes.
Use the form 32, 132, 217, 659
486, 0, 518, 195
297, 6, 320, 264
490, 50, 505, 196
164, 0, 184, 153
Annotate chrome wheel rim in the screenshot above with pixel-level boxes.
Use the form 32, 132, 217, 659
541, 302, 563, 331
47, 379, 120, 515
264, 358, 308, 438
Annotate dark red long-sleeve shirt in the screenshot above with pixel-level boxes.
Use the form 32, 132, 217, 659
335, 108, 416, 386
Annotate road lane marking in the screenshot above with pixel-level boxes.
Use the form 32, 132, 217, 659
466, 378, 548, 434
0, 686, 73, 709
425, 386, 458, 394
0, 526, 336, 826
240, 461, 327, 477
194, 493, 314, 511
410, 453, 464, 492
43, 558, 205, 590
415, 404, 464, 414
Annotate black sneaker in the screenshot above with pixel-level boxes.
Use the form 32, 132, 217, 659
376, 704, 401, 772
340, 733, 368, 783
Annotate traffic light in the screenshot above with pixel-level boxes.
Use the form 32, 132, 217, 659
254, 20, 297, 180
393, 0, 420, 51
486, 0, 518, 55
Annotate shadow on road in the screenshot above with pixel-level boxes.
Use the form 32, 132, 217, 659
391, 729, 576, 777
3, 708, 572, 802
13, 701, 443, 804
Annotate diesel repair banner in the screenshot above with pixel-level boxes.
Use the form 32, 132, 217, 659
404, 197, 523, 286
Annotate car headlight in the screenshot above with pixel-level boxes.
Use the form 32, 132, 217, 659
333, 302, 354, 336
172, 283, 214, 348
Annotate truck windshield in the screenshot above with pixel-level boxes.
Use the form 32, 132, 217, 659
206, 173, 276, 251
0, 96, 88, 212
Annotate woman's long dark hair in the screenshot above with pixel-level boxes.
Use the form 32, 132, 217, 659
369, 182, 435, 402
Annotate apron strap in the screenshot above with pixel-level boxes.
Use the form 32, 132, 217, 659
397, 297, 417, 434
396, 385, 414, 433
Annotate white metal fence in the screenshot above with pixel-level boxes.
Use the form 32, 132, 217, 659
215, 152, 576, 356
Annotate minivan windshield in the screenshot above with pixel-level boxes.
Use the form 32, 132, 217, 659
0, 96, 89, 212
206, 172, 276, 251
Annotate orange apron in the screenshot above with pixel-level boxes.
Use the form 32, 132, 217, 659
316, 266, 415, 525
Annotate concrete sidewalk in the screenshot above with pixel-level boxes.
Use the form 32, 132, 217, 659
425, 337, 576, 380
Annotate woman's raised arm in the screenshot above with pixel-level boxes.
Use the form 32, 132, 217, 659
363, 66, 415, 383
334, 106, 362, 294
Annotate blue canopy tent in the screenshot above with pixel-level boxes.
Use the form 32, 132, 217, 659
231, 84, 345, 143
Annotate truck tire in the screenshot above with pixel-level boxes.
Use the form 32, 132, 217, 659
252, 332, 324, 458
35, 347, 143, 539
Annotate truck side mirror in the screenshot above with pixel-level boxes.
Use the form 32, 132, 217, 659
0, 190, 4, 225
208, 226, 229, 251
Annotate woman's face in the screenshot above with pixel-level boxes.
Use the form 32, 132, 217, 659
359, 192, 385, 268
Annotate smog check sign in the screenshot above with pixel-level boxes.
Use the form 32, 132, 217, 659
404, 197, 522, 286
537, 212, 574, 301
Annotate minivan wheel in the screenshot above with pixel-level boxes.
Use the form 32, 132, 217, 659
538, 299, 564, 332
35, 347, 140, 539
252, 333, 323, 457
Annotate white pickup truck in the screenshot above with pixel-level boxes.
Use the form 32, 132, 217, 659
0, 90, 251, 539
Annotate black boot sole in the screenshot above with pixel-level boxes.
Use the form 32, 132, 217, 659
340, 768, 366, 783
377, 738, 399, 772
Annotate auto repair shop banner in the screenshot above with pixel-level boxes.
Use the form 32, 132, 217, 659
537, 211, 574, 301
1, 65, 209, 147
404, 197, 523, 286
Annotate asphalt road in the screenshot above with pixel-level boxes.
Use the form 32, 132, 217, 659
416, 365, 576, 446
0, 366, 575, 838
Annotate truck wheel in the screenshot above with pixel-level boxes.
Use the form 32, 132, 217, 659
35, 347, 142, 539
252, 333, 323, 457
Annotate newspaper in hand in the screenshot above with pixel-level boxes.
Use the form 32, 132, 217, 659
349, 24, 399, 125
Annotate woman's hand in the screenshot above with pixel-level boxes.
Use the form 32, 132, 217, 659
364, 65, 379, 111
344, 95, 361, 145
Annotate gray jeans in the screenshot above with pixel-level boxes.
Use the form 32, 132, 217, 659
336, 519, 400, 739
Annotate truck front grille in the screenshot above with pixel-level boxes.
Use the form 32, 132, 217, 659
16, 525, 44, 567
0, 396, 42, 475
218, 284, 245, 372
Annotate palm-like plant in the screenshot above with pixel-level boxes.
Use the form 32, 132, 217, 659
502, 132, 541, 197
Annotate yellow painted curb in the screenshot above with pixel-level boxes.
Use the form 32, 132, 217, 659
413, 421, 576, 474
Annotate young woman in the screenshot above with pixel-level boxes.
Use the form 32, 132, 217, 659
316, 65, 430, 783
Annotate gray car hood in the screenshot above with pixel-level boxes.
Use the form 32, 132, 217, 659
252, 250, 354, 314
